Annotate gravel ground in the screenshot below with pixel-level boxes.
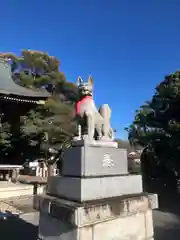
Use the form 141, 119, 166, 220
2, 195, 36, 213
0, 195, 180, 239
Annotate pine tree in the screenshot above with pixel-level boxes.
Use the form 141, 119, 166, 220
0, 50, 78, 159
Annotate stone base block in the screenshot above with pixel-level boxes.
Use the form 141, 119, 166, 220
35, 193, 158, 240
72, 136, 118, 148
47, 174, 143, 202
63, 146, 128, 177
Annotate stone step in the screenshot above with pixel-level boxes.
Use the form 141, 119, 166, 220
0, 182, 44, 199
47, 175, 143, 202
0, 182, 34, 199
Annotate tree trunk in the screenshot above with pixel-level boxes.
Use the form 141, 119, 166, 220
47, 164, 54, 180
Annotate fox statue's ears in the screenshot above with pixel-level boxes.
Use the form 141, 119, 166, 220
77, 75, 93, 86
77, 76, 83, 86
88, 75, 93, 86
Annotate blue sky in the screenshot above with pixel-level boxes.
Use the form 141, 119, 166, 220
1, 0, 180, 139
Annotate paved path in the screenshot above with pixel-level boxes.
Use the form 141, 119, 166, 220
0, 196, 180, 239
153, 209, 180, 239
0, 196, 38, 240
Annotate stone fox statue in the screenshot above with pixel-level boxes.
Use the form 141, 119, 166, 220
75, 76, 114, 141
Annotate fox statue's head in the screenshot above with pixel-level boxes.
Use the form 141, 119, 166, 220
76, 76, 93, 98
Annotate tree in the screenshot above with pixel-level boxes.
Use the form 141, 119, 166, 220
20, 98, 76, 152
126, 71, 180, 193
0, 50, 78, 161
0, 122, 12, 150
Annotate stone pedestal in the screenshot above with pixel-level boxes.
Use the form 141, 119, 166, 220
34, 193, 158, 240
35, 142, 158, 239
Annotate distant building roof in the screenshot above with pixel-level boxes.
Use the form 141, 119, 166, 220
116, 139, 142, 157
0, 58, 50, 98
128, 151, 141, 159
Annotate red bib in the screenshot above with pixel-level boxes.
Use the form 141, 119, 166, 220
76, 96, 92, 114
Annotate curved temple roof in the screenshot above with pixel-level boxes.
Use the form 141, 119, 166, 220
0, 58, 49, 98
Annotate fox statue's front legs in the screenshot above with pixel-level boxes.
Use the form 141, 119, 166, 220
86, 113, 95, 140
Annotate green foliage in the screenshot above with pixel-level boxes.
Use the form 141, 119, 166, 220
0, 122, 12, 150
20, 98, 76, 151
0, 50, 78, 158
126, 71, 180, 191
